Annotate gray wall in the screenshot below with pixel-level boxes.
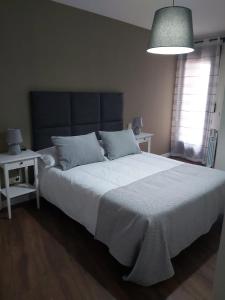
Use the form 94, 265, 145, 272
0, 0, 176, 154
215, 45, 225, 170
215, 92, 225, 170
213, 216, 225, 300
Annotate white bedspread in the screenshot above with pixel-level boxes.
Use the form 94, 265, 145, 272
39, 153, 183, 234
95, 163, 225, 285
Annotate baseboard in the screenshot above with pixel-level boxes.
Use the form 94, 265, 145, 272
161, 153, 170, 158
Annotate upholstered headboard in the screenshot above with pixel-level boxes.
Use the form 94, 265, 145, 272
30, 92, 123, 150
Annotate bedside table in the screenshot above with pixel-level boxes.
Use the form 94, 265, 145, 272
0, 150, 41, 219
135, 132, 154, 153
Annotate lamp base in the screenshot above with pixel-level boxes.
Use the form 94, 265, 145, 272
133, 127, 141, 135
8, 144, 22, 155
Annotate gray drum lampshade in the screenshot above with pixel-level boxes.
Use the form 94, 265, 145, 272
132, 117, 143, 135
7, 128, 23, 145
6, 128, 23, 155
147, 6, 194, 55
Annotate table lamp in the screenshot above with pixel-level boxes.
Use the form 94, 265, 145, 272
132, 117, 143, 135
6, 128, 23, 155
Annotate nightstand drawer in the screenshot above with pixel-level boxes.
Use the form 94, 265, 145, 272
7, 159, 34, 170
137, 137, 149, 143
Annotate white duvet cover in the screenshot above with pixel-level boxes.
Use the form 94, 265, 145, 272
39, 152, 183, 234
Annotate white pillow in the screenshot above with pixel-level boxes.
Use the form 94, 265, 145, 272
37, 147, 57, 168
99, 129, 141, 160
51, 134, 105, 170
98, 140, 109, 160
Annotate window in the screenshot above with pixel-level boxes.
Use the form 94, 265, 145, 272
171, 43, 221, 163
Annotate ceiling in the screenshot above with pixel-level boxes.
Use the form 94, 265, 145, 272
52, 0, 225, 38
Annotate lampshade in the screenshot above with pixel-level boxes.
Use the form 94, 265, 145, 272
6, 128, 23, 145
132, 117, 143, 128
147, 6, 194, 55
132, 117, 143, 135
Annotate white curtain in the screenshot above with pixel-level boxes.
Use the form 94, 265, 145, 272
171, 41, 222, 163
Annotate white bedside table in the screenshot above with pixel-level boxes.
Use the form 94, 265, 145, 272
135, 132, 154, 153
0, 150, 41, 219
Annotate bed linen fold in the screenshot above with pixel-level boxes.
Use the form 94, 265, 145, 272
95, 164, 225, 286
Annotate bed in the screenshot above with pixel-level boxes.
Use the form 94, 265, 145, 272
31, 92, 225, 286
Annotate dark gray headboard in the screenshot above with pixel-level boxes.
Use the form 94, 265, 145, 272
30, 92, 123, 150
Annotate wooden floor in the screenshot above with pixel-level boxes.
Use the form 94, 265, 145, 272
0, 200, 222, 300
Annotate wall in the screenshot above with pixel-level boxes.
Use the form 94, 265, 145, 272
215, 93, 225, 170
215, 45, 225, 170
0, 0, 176, 154
213, 45, 225, 298
213, 216, 225, 300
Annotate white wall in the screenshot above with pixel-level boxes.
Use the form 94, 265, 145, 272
213, 45, 225, 300
215, 45, 225, 170
213, 217, 225, 300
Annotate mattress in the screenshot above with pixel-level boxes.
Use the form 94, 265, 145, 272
39, 152, 183, 234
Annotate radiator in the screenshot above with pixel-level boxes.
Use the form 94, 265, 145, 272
206, 129, 218, 168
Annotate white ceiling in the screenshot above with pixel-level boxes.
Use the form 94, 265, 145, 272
52, 0, 225, 38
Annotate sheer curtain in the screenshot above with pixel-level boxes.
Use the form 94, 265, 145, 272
171, 41, 222, 163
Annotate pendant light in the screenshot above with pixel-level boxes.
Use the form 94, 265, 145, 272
147, 0, 194, 55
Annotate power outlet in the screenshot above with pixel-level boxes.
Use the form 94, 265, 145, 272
9, 175, 21, 185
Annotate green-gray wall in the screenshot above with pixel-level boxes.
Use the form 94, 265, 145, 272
0, 0, 176, 154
